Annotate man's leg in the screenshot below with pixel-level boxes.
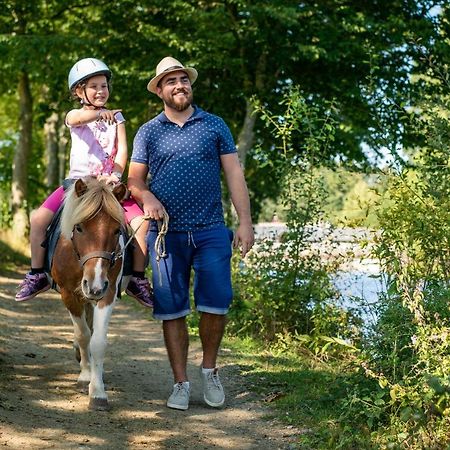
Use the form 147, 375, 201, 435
199, 312, 226, 369
148, 230, 193, 410
192, 227, 232, 407
198, 312, 227, 407
163, 317, 189, 382
163, 317, 191, 410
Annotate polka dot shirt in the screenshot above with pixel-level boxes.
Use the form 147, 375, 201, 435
131, 106, 236, 231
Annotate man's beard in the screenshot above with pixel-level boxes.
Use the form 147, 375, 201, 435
164, 90, 193, 111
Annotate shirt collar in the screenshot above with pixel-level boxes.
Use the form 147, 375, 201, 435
157, 105, 206, 123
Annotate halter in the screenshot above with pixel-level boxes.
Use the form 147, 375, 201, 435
71, 226, 123, 268
70, 210, 170, 278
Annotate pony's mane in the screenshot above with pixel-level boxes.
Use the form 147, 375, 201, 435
60, 178, 125, 239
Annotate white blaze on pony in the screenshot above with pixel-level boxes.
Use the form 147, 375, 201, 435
51, 177, 126, 410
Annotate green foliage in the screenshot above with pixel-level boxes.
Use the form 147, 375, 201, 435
1, 0, 446, 230
338, 64, 450, 448
229, 87, 361, 346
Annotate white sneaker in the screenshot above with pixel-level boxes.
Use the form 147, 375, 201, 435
167, 382, 190, 410
200, 367, 225, 407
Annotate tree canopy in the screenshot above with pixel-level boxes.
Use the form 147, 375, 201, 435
0, 0, 448, 235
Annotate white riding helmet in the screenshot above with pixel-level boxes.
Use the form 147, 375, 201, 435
68, 58, 112, 91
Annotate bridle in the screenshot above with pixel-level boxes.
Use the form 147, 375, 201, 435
70, 210, 169, 277
71, 226, 124, 269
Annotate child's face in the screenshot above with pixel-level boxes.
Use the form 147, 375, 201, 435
76, 74, 109, 107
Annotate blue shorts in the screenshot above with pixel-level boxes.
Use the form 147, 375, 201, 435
148, 226, 234, 320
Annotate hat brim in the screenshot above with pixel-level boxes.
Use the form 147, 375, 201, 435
147, 67, 198, 94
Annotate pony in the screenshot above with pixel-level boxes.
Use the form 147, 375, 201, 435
51, 177, 127, 410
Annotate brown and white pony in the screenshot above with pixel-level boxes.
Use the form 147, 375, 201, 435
51, 177, 126, 410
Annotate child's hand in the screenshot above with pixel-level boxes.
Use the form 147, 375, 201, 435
97, 109, 122, 125
97, 173, 121, 185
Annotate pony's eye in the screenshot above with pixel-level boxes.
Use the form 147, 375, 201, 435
75, 224, 83, 233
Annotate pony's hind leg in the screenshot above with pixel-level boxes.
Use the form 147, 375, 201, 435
70, 311, 92, 393
88, 300, 114, 411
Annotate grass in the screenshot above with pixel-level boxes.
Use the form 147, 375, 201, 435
0, 233, 30, 275
217, 334, 375, 450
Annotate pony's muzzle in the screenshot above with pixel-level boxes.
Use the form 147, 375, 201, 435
82, 278, 109, 300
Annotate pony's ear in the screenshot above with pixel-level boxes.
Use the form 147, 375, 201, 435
112, 183, 127, 202
75, 179, 88, 197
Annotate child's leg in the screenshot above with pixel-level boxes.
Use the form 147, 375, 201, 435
123, 198, 153, 308
129, 215, 149, 272
15, 206, 55, 302
30, 207, 55, 269
16, 186, 63, 302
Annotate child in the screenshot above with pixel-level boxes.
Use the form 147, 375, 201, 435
15, 57, 153, 308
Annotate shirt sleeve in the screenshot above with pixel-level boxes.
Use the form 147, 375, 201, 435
217, 118, 237, 155
131, 124, 150, 164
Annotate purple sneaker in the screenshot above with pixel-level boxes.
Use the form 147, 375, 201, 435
126, 276, 154, 308
15, 272, 50, 302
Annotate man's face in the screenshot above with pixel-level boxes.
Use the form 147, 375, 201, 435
157, 70, 193, 111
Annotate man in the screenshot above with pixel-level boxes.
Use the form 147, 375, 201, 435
128, 56, 254, 410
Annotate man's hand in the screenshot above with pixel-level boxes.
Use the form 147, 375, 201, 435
142, 192, 166, 220
233, 223, 254, 258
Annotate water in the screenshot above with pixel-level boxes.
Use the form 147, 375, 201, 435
332, 265, 385, 327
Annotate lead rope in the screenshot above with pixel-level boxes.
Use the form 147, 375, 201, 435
155, 210, 169, 286
119, 215, 149, 257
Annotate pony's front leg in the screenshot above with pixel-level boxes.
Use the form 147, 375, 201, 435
88, 300, 115, 411
69, 311, 92, 392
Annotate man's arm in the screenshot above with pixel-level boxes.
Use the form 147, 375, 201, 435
127, 162, 166, 220
221, 153, 254, 257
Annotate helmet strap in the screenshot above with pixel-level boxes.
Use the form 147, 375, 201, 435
82, 86, 96, 107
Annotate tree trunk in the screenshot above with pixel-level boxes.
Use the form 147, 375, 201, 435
44, 112, 60, 189
236, 98, 256, 169
11, 71, 33, 242
59, 117, 69, 182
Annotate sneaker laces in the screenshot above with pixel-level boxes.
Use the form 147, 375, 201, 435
131, 277, 151, 294
206, 370, 222, 389
174, 382, 189, 395
18, 273, 42, 289
175, 382, 185, 391
133, 277, 148, 288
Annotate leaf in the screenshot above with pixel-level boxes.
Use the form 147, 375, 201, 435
400, 407, 412, 422
389, 387, 397, 401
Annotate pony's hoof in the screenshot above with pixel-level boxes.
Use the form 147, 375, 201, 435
77, 381, 89, 394
88, 397, 110, 411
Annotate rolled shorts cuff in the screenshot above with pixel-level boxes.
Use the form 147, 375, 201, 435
153, 308, 191, 321
196, 305, 229, 315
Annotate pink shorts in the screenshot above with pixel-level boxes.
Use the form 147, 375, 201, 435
41, 185, 143, 223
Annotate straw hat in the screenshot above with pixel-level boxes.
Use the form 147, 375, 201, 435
147, 57, 198, 94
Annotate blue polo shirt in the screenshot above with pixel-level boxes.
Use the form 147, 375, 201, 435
131, 106, 236, 231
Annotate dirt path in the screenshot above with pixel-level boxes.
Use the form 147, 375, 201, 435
0, 270, 300, 450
